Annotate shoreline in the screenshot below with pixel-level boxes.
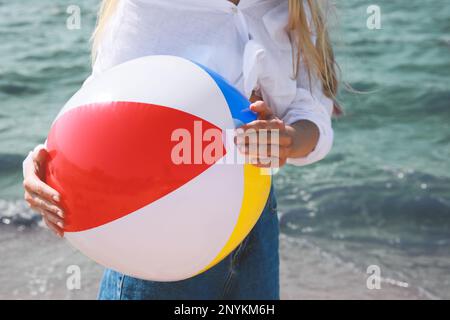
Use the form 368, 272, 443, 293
0, 225, 426, 300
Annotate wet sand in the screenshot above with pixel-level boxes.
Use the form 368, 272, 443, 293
0, 224, 425, 300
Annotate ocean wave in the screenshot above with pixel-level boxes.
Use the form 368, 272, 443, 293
279, 171, 450, 248
338, 85, 450, 124
0, 153, 25, 173
0, 83, 41, 96
0, 71, 43, 95
0, 199, 40, 227
0, 64, 88, 96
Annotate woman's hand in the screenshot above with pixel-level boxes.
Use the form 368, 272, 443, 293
23, 147, 65, 237
236, 95, 320, 168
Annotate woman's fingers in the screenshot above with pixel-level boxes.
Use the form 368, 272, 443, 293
43, 215, 64, 237
239, 144, 290, 159
38, 208, 64, 228
23, 146, 64, 238
240, 99, 289, 168
241, 118, 285, 132
236, 119, 292, 146
246, 155, 287, 168
23, 175, 60, 204
236, 130, 292, 146
23, 147, 61, 203
31, 147, 49, 176
235, 118, 293, 168
237, 119, 286, 144
30, 202, 65, 237
249, 100, 274, 120
26, 191, 64, 218
252, 157, 287, 168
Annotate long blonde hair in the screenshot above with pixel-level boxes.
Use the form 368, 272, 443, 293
92, 0, 341, 115
287, 0, 341, 114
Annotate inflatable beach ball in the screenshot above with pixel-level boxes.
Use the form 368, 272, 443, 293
45, 55, 271, 281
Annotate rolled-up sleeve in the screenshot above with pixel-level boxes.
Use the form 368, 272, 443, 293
283, 81, 334, 166
253, 0, 334, 167
283, 68, 334, 167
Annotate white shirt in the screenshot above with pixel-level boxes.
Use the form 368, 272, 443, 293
45, 0, 334, 167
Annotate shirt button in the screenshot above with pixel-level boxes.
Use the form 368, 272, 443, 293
231, 7, 238, 14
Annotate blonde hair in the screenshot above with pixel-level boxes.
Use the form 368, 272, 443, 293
287, 0, 341, 114
92, 0, 341, 115
91, 0, 119, 62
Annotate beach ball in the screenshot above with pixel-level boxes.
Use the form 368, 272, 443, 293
45, 55, 271, 281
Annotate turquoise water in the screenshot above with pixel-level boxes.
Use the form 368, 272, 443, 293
0, 0, 449, 298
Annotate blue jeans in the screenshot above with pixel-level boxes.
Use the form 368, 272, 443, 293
97, 189, 279, 300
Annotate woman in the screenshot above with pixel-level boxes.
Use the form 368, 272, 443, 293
22, 0, 339, 299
